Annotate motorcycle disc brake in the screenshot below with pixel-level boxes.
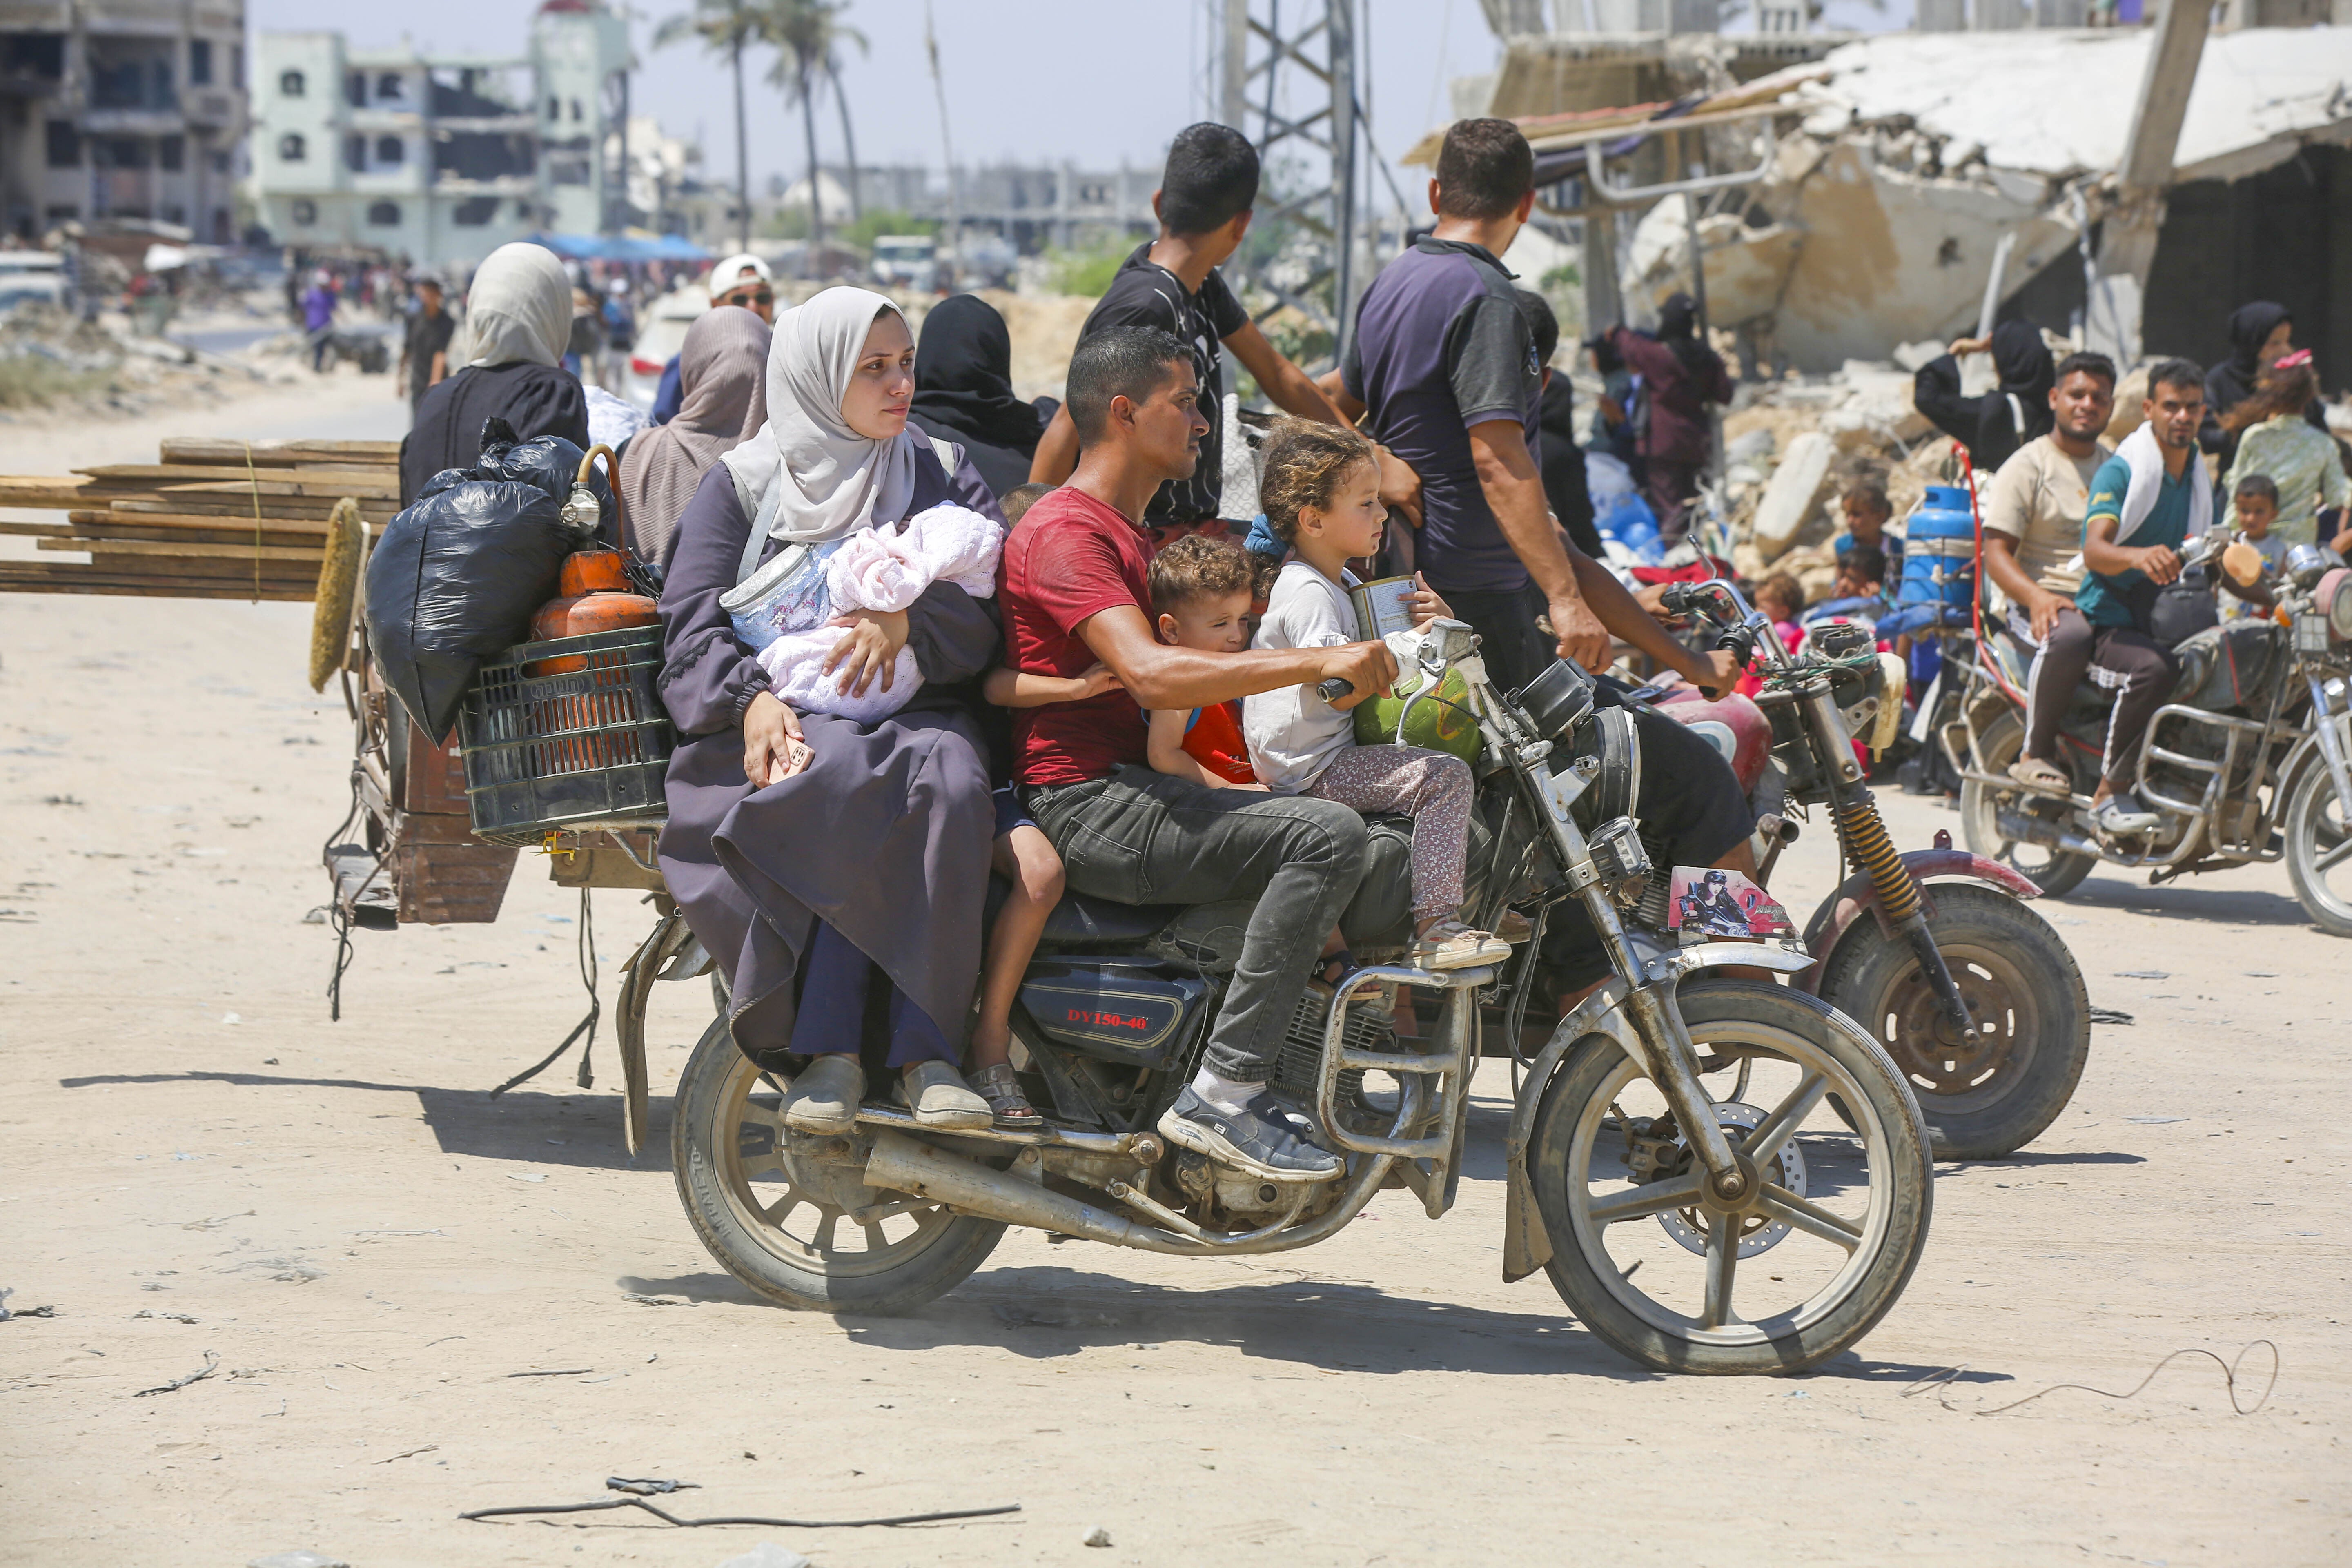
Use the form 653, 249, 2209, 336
1655, 1101, 1808, 1260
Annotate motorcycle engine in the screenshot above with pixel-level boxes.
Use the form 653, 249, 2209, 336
1269, 986, 1396, 1138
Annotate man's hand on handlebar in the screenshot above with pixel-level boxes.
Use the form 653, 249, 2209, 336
1310, 640, 1399, 712
1694, 647, 1744, 699
2136, 543, 2184, 586
743, 691, 811, 788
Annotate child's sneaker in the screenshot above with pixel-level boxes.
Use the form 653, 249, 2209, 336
1406, 919, 1510, 971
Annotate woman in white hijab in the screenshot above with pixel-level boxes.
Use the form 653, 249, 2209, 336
656, 285, 1011, 1136
397, 242, 588, 505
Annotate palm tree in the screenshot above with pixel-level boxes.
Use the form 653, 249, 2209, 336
763, 0, 866, 249
654, 0, 759, 248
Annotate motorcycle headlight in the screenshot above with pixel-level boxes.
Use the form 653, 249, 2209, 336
2319, 568, 2352, 643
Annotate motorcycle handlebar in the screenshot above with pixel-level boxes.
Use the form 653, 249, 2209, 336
1316, 677, 1354, 704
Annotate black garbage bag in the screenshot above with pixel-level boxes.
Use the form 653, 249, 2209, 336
365, 417, 606, 744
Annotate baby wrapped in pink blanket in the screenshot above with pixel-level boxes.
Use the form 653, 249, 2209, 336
753, 502, 1003, 722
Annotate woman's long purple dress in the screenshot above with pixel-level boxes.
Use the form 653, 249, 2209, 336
656, 457, 1006, 1064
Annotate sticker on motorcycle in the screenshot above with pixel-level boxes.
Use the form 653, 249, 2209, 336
1667, 866, 1795, 938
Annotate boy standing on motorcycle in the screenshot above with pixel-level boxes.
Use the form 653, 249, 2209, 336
2050, 360, 2209, 835
1982, 352, 2119, 797
998, 326, 1399, 1182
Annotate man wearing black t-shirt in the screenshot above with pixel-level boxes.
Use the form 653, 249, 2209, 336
1031, 122, 1417, 528
399, 272, 455, 414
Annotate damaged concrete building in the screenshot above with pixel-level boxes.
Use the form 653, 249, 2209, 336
1431, 18, 2352, 384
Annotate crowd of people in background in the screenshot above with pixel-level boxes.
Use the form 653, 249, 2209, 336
359, 107, 2349, 1171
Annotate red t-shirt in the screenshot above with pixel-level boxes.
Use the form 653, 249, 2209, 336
1182, 701, 1256, 785
999, 487, 1154, 787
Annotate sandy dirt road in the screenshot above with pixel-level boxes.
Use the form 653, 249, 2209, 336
2, 383, 2348, 1566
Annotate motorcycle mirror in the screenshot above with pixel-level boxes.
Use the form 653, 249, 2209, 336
2222, 539, 2265, 588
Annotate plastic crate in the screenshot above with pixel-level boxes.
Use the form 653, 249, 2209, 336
457, 625, 674, 846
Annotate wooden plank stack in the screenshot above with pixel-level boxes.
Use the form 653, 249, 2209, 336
0, 437, 400, 601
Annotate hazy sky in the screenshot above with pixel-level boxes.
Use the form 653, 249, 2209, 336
250, 0, 1903, 205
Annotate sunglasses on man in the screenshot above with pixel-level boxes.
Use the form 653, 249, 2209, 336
721, 287, 774, 307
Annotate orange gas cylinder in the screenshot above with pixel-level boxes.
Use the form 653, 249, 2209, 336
528, 589, 660, 675
559, 547, 632, 597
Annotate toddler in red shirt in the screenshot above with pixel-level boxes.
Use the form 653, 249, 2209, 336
1141, 535, 1267, 793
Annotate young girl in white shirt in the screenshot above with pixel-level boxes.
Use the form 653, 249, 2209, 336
1243, 420, 1510, 972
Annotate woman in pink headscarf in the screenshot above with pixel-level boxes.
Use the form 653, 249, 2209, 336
618, 303, 771, 567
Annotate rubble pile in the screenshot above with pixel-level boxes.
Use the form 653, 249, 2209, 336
1715, 357, 1952, 601
0, 303, 278, 419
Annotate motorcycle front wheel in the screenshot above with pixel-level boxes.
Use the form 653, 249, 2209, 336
1958, 710, 2098, 898
1819, 884, 2091, 1159
670, 1018, 1005, 1313
2283, 760, 2352, 938
1528, 981, 1932, 1375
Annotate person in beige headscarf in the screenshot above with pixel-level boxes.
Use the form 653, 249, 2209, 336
617, 304, 770, 568
398, 242, 586, 505
655, 286, 1011, 1132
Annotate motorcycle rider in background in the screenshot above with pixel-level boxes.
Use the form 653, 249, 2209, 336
2052, 362, 2213, 835
1984, 352, 2117, 795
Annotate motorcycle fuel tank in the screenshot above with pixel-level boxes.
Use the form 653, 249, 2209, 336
2171, 621, 2278, 713
1018, 960, 1210, 1069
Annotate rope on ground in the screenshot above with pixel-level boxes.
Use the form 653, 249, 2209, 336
1900, 1340, 2278, 1417
457, 1495, 1021, 1530
487, 885, 600, 1096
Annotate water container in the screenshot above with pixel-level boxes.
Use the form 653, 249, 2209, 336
1897, 485, 1977, 614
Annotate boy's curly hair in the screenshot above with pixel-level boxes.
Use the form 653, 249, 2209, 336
1148, 532, 1254, 613
1258, 417, 1378, 546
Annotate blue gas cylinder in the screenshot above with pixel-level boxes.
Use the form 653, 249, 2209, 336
1897, 485, 1977, 613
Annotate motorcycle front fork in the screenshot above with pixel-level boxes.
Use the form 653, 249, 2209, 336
1806, 686, 1975, 1038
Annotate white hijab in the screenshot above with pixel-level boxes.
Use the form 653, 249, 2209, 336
722, 285, 920, 546
461, 242, 571, 370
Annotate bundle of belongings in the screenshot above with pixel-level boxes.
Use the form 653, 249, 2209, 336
364, 418, 613, 742
722, 502, 1002, 724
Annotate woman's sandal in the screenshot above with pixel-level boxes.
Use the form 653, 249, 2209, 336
969, 1062, 1042, 1129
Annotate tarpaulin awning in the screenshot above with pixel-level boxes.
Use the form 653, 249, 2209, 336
529, 232, 714, 263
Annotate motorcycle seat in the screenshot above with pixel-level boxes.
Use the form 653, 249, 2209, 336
1035, 889, 1183, 946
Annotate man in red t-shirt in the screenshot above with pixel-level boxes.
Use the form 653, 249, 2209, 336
999, 326, 1397, 1181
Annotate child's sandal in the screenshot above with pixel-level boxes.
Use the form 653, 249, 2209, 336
970, 1062, 1042, 1129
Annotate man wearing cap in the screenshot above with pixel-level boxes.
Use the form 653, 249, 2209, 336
398, 270, 454, 414
651, 252, 773, 423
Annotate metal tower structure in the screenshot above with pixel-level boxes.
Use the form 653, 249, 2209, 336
1218, 0, 1358, 362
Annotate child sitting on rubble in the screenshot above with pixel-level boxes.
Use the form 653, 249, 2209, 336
2221, 473, 2287, 622
1836, 474, 1904, 578
1242, 419, 1510, 973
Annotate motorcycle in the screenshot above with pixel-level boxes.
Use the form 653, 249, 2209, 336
1647, 581, 2091, 1162
668, 618, 1934, 1375
1947, 531, 2352, 936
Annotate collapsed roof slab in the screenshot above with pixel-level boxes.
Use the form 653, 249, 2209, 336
1628, 138, 2080, 370
1784, 27, 2352, 185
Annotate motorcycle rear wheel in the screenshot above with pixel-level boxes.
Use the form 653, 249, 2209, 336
1528, 981, 1932, 1375
1818, 884, 2090, 1159
1958, 710, 2098, 898
2283, 760, 2352, 938
671, 1018, 1005, 1313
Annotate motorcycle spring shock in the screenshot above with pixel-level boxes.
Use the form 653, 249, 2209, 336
1833, 797, 1923, 924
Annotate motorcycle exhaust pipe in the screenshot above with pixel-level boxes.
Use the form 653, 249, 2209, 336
862, 1129, 1158, 1247
1995, 808, 2100, 858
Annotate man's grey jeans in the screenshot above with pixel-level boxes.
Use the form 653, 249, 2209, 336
1027, 766, 1370, 1084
